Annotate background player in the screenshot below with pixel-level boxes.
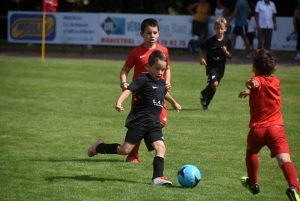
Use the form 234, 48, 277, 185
238, 49, 299, 201
88, 50, 181, 186
199, 18, 231, 110
119, 18, 171, 163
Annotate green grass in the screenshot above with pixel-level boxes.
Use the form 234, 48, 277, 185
0, 56, 299, 201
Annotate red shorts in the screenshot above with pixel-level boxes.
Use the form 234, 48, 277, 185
247, 125, 290, 158
132, 96, 168, 126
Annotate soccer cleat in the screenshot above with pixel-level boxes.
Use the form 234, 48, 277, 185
125, 155, 141, 163
286, 186, 300, 201
241, 176, 260, 195
202, 106, 209, 110
200, 93, 207, 107
87, 139, 104, 157
152, 176, 172, 186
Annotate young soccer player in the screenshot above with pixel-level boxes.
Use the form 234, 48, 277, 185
88, 50, 181, 186
238, 49, 300, 201
199, 18, 231, 110
119, 18, 172, 163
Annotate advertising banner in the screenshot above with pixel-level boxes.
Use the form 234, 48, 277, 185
8, 11, 99, 44
98, 13, 192, 48
7, 11, 296, 51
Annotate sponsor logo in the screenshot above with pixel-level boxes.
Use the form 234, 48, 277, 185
139, 55, 146, 58
10, 13, 55, 40
101, 17, 125, 35
152, 86, 158, 89
153, 99, 163, 107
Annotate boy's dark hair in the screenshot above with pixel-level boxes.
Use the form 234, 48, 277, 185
148, 50, 167, 66
253, 49, 277, 75
141, 18, 159, 33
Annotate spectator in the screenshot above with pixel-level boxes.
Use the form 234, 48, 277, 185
228, 0, 252, 58
214, 0, 232, 38
214, 0, 231, 18
187, 0, 211, 43
255, 0, 277, 50
293, 1, 300, 60
247, 15, 256, 51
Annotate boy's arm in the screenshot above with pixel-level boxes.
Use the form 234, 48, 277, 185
165, 92, 181, 112
120, 66, 131, 91
115, 89, 132, 112
238, 89, 250, 98
199, 49, 207, 66
245, 78, 259, 89
165, 67, 171, 91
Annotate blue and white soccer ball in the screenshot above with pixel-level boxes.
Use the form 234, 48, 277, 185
177, 164, 201, 188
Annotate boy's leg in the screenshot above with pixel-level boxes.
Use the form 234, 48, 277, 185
151, 140, 172, 186
87, 139, 121, 156
200, 75, 219, 109
144, 128, 171, 186
126, 141, 141, 163
126, 104, 168, 163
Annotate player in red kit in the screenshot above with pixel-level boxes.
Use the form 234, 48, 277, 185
238, 49, 299, 201
119, 18, 172, 163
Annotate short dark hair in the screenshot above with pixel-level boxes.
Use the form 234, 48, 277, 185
253, 49, 277, 75
141, 18, 159, 33
148, 50, 167, 66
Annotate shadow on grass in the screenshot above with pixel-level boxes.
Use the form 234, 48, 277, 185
45, 175, 185, 188
31, 159, 125, 163
45, 175, 138, 183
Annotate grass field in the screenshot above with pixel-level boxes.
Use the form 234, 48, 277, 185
0, 55, 299, 201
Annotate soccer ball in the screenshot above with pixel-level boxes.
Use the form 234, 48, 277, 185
177, 164, 201, 188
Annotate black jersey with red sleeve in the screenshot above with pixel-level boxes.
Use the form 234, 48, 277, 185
126, 73, 166, 130
200, 35, 231, 77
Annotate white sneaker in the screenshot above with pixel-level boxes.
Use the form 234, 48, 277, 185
152, 176, 172, 186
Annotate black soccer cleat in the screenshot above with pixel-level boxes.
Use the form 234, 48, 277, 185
241, 176, 260, 195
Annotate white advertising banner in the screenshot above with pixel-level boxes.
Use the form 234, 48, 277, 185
8, 11, 99, 44
7, 11, 296, 51
98, 13, 192, 48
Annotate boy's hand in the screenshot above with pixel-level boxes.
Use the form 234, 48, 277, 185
166, 82, 171, 91
200, 58, 207, 66
171, 102, 182, 112
238, 90, 250, 98
115, 102, 124, 112
246, 79, 259, 89
221, 46, 227, 52
121, 83, 129, 92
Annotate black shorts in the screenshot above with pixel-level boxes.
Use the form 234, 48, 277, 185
124, 127, 164, 151
207, 69, 222, 85
232, 25, 248, 37
192, 20, 208, 38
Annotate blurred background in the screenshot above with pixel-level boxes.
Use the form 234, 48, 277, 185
0, 0, 297, 41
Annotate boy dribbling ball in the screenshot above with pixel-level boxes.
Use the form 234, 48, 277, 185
88, 50, 181, 186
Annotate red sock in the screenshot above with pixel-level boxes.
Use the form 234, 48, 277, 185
128, 141, 141, 158
281, 162, 299, 192
246, 149, 259, 186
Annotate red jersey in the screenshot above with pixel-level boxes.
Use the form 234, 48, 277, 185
124, 44, 170, 80
249, 76, 283, 128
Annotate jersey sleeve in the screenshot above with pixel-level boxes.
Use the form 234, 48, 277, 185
127, 75, 147, 94
200, 38, 209, 50
124, 49, 136, 69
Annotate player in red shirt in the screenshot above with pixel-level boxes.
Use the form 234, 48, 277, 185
119, 18, 172, 163
238, 49, 299, 201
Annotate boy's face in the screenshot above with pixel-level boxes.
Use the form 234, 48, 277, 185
140, 26, 160, 45
214, 23, 227, 36
148, 59, 166, 82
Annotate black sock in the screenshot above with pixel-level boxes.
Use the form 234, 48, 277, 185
206, 91, 216, 106
152, 156, 164, 180
96, 143, 120, 154
203, 85, 214, 95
